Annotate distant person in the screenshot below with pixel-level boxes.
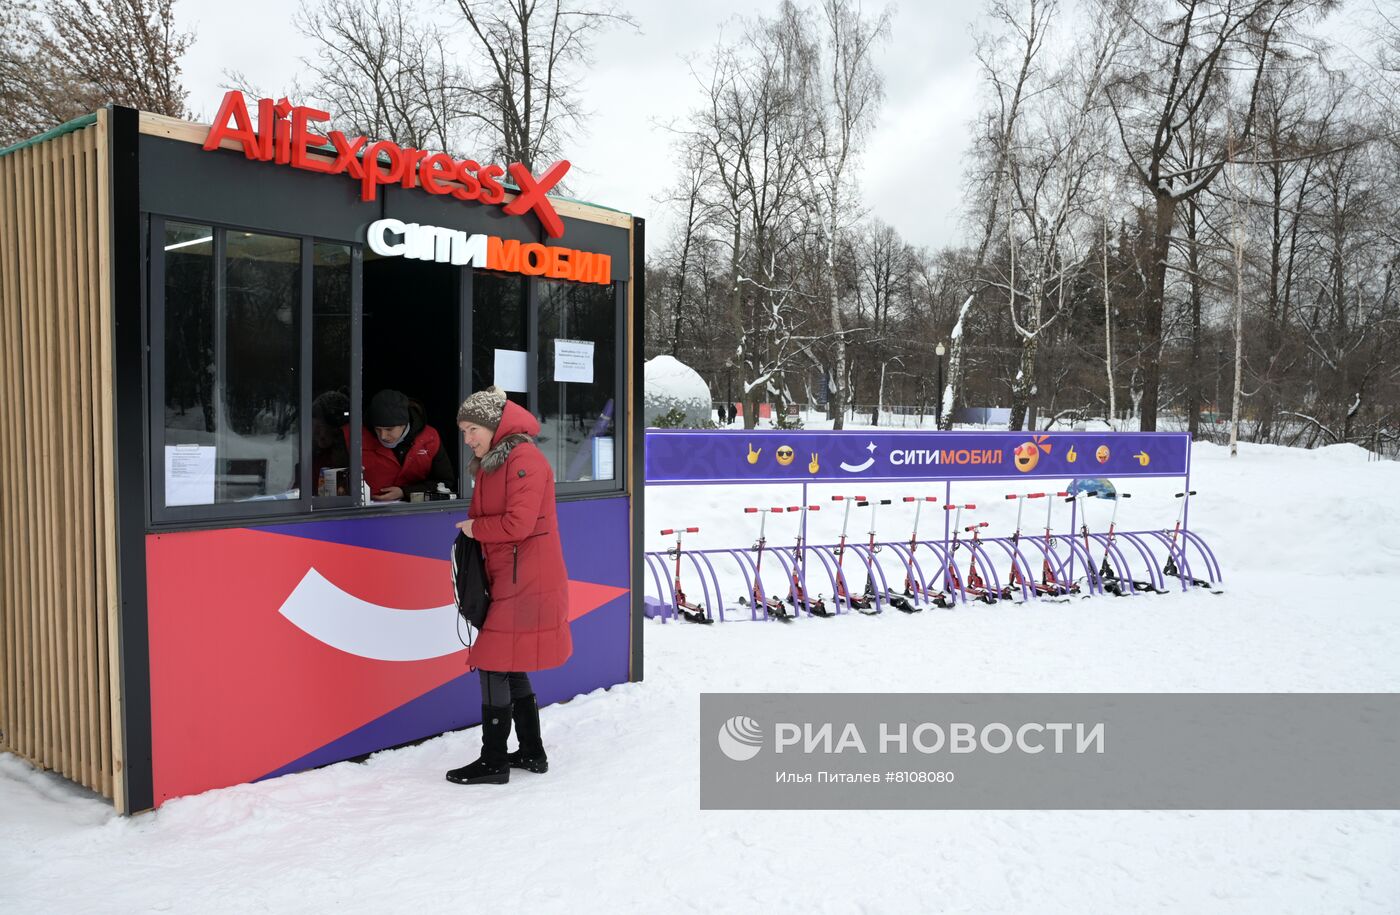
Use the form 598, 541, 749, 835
356, 389, 455, 501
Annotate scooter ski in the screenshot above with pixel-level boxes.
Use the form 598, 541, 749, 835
859, 499, 918, 612
785, 505, 832, 617
961, 517, 999, 604
737, 506, 795, 621
1162, 490, 1223, 592
943, 504, 997, 604
830, 495, 877, 614
901, 495, 951, 607
660, 526, 713, 624
1000, 492, 1075, 601
1085, 492, 1163, 596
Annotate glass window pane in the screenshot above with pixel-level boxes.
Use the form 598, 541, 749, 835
312, 243, 352, 498
472, 273, 528, 409
161, 222, 215, 506
537, 280, 617, 482
221, 231, 301, 501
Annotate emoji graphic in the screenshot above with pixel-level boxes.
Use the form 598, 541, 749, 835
808, 452, 820, 474
1013, 435, 1053, 473
747, 442, 762, 464
776, 445, 795, 466
1066, 445, 1078, 463
1134, 451, 1150, 467
1095, 444, 1110, 464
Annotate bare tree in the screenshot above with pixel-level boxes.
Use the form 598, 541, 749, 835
806, 0, 891, 429
1105, 0, 1333, 430
944, 0, 1055, 429
293, 0, 464, 152
453, 0, 637, 171
1, 0, 192, 144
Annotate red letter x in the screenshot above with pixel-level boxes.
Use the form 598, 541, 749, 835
504, 161, 570, 238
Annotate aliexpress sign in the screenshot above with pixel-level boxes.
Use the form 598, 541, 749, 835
202, 90, 570, 238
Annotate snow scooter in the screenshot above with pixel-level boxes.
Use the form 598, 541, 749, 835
1000, 492, 1076, 601
659, 525, 713, 624
1162, 491, 1223, 592
901, 495, 951, 608
1085, 492, 1163, 596
859, 499, 918, 612
785, 504, 832, 617
944, 504, 997, 605
830, 495, 877, 614
738, 506, 795, 622
961, 518, 999, 604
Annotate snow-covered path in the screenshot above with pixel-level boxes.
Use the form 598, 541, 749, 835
3, 442, 1398, 912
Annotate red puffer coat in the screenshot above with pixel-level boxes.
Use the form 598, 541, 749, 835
467, 401, 572, 672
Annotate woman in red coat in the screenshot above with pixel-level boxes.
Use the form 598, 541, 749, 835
447, 387, 572, 785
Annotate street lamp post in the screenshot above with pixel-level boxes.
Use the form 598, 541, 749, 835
935, 342, 947, 427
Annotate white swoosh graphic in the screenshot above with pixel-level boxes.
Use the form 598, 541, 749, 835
839, 458, 875, 472
277, 568, 466, 661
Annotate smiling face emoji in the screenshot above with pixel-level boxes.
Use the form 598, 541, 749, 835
776, 445, 795, 466
1095, 444, 1110, 464
1013, 441, 1041, 473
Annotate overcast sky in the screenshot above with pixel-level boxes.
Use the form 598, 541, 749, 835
176, 0, 984, 252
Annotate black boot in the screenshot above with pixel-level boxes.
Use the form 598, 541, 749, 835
508, 694, 549, 774
446, 704, 512, 785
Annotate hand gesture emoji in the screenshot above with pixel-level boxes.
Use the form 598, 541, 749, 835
808, 452, 820, 474
747, 442, 762, 464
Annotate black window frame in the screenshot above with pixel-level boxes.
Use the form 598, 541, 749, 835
146, 213, 628, 528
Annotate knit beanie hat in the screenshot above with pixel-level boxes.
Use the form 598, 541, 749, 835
367, 389, 411, 428
457, 386, 507, 431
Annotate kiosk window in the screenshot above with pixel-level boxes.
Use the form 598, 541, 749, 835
160, 225, 301, 507
161, 222, 215, 505
312, 243, 352, 498
473, 273, 528, 408
222, 232, 301, 500
537, 279, 617, 483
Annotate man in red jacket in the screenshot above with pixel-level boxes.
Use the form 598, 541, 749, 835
447, 387, 573, 786
359, 389, 455, 502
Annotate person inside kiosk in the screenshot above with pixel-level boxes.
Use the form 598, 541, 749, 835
358, 388, 456, 502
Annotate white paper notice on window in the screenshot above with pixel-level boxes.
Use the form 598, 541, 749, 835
554, 338, 594, 384
165, 444, 216, 506
494, 348, 528, 393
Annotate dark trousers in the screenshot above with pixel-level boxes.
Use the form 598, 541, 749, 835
478, 669, 535, 707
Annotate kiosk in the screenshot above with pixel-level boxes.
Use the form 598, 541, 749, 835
0, 98, 646, 812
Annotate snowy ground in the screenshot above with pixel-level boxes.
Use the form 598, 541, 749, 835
3, 441, 1399, 913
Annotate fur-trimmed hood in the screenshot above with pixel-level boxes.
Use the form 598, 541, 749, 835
470, 400, 541, 475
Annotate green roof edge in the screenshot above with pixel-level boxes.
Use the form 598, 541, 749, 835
0, 112, 99, 160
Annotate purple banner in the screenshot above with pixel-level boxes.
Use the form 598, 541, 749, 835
645, 430, 1190, 484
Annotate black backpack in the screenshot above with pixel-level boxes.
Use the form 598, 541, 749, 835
451, 531, 491, 634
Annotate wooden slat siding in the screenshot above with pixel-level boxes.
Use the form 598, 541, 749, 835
39, 141, 61, 775
0, 138, 19, 758
95, 109, 123, 809
60, 132, 83, 783
74, 131, 97, 794
55, 134, 73, 779
0, 119, 119, 804
135, 111, 635, 230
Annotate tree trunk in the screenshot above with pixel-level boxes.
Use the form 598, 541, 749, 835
1140, 193, 1175, 432
1008, 331, 1039, 431
1185, 200, 1203, 438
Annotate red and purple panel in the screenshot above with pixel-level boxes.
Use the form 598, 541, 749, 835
145, 497, 631, 806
